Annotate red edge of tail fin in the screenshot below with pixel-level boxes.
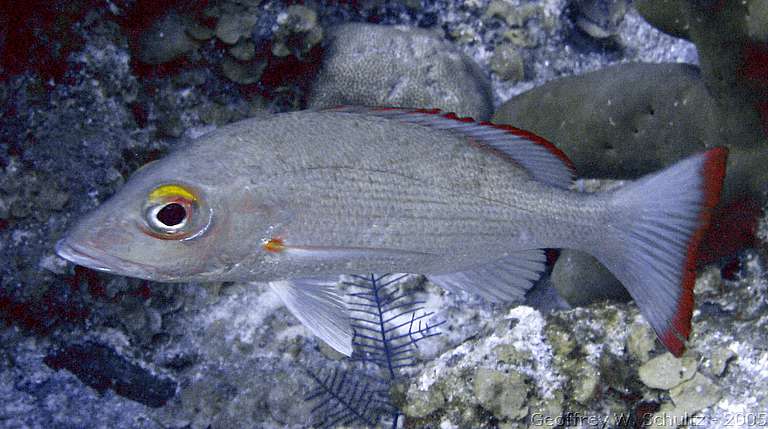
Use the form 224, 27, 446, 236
661, 147, 728, 357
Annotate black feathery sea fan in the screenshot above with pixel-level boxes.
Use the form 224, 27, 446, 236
347, 274, 444, 377
306, 367, 395, 428
307, 273, 444, 429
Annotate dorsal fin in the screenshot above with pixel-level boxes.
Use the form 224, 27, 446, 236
324, 106, 576, 189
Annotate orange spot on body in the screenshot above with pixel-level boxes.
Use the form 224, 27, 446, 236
263, 238, 286, 253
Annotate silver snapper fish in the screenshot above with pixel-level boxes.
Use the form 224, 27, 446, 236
55, 106, 728, 357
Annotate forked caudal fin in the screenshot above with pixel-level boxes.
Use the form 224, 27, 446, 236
594, 147, 728, 357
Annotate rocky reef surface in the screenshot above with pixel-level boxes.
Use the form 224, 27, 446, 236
402, 250, 768, 428
0, 1, 766, 428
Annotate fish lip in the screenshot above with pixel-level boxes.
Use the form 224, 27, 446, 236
55, 238, 152, 278
55, 239, 114, 273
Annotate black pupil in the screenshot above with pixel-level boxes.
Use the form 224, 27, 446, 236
156, 203, 186, 227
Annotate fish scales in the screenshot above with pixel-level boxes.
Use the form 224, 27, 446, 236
261, 160, 599, 273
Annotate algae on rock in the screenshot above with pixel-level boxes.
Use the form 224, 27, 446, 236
0, 163, 70, 222
473, 368, 530, 421
490, 44, 526, 82
271, 5, 323, 59
137, 11, 200, 65
638, 352, 698, 390
571, 0, 629, 40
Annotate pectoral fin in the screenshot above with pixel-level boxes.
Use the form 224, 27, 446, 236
429, 249, 546, 302
268, 278, 353, 356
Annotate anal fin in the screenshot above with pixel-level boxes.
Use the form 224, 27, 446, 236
268, 277, 353, 356
429, 249, 546, 302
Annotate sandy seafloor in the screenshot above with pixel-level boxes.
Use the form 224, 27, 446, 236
0, 1, 766, 428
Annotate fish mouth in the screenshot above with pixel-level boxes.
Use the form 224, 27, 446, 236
55, 238, 154, 279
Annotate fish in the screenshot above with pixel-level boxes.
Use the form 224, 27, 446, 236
55, 106, 728, 357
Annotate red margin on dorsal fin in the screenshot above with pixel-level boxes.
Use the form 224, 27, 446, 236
661, 147, 728, 357
413, 108, 442, 114
383, 107, 577, 174
369, 106, 402, 112
442, 112, 475, 123
484, 122, 577, 174
399, 108, 577, 177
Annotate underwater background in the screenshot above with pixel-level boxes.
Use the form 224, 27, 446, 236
1, 0, 767, 427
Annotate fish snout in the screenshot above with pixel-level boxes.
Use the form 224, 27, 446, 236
55, 238, 115, 273
54, 236, 159, 280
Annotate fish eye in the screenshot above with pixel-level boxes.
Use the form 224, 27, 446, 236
142, 184, 206, 239
156, 203, 186, 226
148, 202, 188, 232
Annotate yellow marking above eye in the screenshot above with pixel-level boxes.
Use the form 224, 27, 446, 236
148, 184, 197, 202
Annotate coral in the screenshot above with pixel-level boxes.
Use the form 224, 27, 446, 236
637, 352, 698, 390
482, 0, 547, 48
495, 2, 768, 210
228, 41, 255, 61
306, 367, 394, 429
271, 5, 323, 59
0, 0, 89, 81
136, 11, 199, 65
492, 0, 768, 316
493, 63, 716, 179
490, 43, 526, 82
214, 10, 258, 45
220, 56, 265, 85
346, 274, 443, 375
0, 160, 70, 222
403, 255, 768, 427
570, 0, 629, 40
473, 368, 529, 420
308, 23, 494, 120
404, 306, 565, 426
129, 0, 324, 113
636, 0, 768, 144
626, 319, 656, 363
